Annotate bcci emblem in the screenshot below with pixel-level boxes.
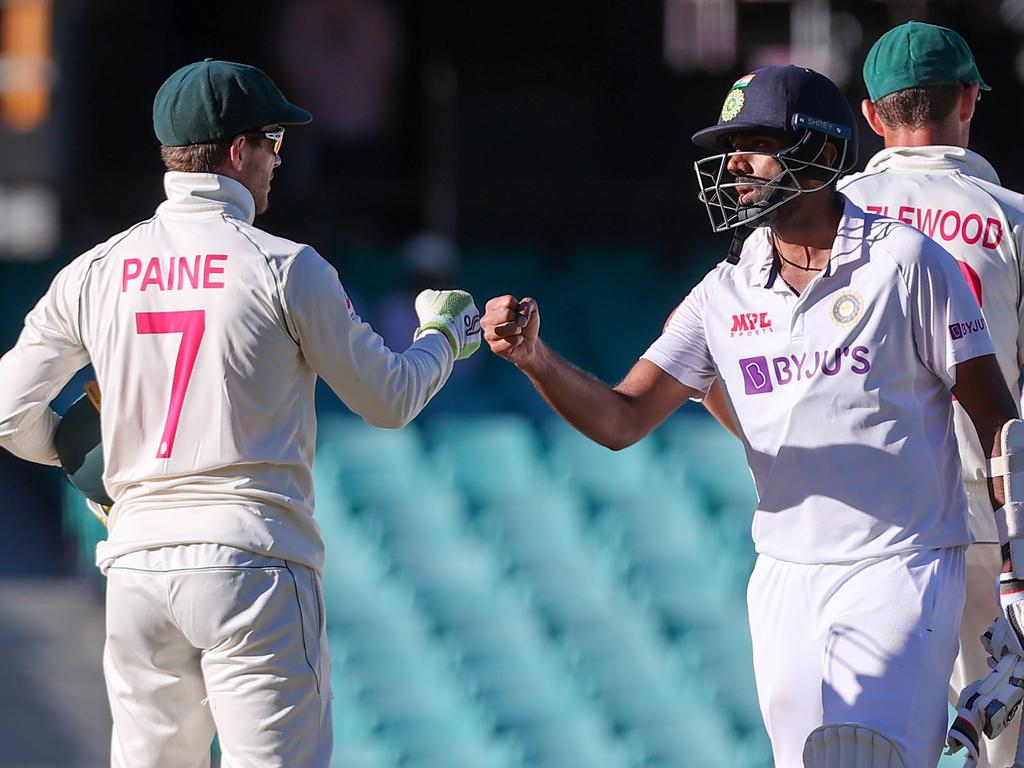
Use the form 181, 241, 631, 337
830, 290, 864, 326
720, 89, 745, 122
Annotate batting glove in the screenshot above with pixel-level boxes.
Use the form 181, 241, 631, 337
984, 614, 1024, 662
1000, 574, 1024, 658
947, 653, 1024, 767
414, 289, 481, 361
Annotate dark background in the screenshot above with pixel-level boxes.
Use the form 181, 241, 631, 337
1, 0, 1020, 573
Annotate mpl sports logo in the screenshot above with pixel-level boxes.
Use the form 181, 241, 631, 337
739, 346, 872, 395
949, 317, 986, 341
731, 312, 773, 337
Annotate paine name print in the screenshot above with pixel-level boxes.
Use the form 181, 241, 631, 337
122, 254, 229, 293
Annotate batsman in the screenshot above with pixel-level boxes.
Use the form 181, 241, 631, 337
483, 65, 1020, 767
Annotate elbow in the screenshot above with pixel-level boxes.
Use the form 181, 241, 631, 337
361, 411, 413, 430
600, 438, 633, 452
360, 399, 418, 430
595, 429, 639, 452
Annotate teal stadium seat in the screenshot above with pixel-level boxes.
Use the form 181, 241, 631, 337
317, 416, 441, 504
426, 414, 548, 504
657, 412, 758, 511
61, 484, 107, 574
543, 418, 669, 504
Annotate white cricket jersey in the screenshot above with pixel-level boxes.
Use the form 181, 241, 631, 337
840, 147, 1024, 543
643, 198, 993, 564
0, 173, 455, 574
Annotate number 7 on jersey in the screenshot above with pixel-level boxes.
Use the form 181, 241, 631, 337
136, 310, 206, 458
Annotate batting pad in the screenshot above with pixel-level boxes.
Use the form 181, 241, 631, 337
802, 724, 906, 768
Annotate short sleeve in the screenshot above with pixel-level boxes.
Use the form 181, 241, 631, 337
906, 237, 995, 388
641, 271, 718, 395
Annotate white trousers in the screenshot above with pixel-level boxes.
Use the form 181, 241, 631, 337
104, 544, 332, 768
748, 547, 965, 768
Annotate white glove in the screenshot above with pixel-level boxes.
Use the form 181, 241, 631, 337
1000, 574, 1024, 658
947, 653, 1024, 767
414, 289, 481, 361
984, 614, 1024, 661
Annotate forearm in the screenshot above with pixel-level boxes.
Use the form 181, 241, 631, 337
319, 327, 454, 429
518, 341, 642, 450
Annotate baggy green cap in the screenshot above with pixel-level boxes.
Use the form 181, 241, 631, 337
863, 21, 990, 102
153, 59, 312, 147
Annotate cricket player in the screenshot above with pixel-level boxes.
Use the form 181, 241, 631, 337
482, 65, 1018, 767
0, 60, 481, 767
837, 22, 1024, 767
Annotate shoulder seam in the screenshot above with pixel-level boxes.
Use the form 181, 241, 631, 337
223, 215, 301, 346
78, 216, 157, 343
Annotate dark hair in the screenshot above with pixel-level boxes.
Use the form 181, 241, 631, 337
873, 84, 962, 129
159, 139, 235, 173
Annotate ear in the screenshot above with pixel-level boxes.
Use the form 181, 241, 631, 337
960, 82, 979, 122
861, 99, 885, 138
226, 134, 249, 171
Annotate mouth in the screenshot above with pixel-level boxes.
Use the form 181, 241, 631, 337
734, 178, 766, 204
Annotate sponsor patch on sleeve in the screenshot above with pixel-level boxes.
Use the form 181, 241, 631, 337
948, 317, 986, 341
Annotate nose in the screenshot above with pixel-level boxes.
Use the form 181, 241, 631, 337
273, 153, 282, 169
727, 150, 753, 177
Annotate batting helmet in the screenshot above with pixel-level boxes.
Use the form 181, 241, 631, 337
692, 65, 857, 234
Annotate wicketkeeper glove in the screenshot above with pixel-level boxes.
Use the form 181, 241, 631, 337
947, 653, 1024, 767
414, 289, 481, 361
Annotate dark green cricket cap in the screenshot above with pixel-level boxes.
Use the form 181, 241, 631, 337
864, 21, 990, 102
153, 59, 312, 147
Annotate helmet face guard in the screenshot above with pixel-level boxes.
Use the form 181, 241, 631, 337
694, 113, 854, 233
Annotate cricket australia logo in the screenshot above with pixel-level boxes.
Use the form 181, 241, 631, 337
830, 290, 864, 327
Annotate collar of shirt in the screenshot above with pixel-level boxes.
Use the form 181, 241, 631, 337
863, 145, 1000, 185
747, 195, 868, 289
157, 172, 256, 225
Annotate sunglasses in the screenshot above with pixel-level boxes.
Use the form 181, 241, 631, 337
245, 127, 285, 154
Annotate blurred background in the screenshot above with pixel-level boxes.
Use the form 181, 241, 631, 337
0, 0, 1019, 765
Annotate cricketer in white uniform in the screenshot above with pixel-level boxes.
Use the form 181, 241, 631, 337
838, 22, 1024, 767
481, 65, 1018, 768
0, 60, 481, 768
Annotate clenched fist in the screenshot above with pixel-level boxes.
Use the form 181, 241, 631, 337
482, 295, 541, 368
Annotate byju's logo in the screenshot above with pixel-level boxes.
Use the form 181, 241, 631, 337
739, 356, 773, 394
949, 318, 985, 340
731, 312, 773, 337
738, 347, 872, 395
